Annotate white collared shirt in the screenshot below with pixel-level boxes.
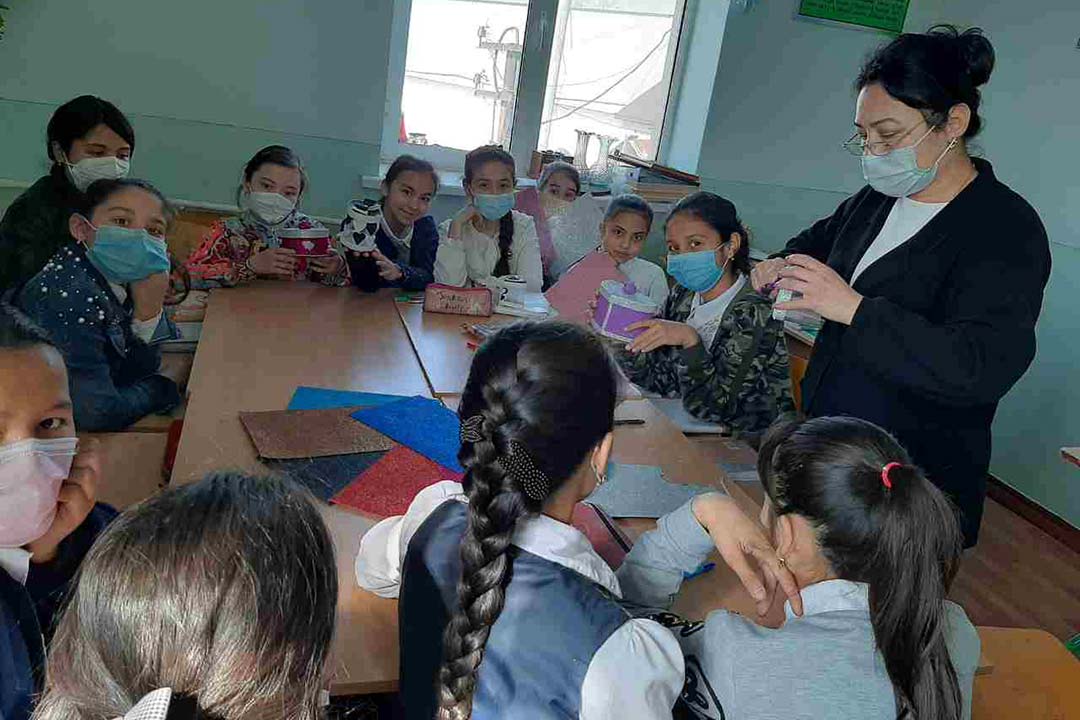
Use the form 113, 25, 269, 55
0, 547, 32, 585
686, 274, 747, 348
356, 481, 684, 720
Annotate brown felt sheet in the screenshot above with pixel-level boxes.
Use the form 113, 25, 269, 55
239, 408, 395, 460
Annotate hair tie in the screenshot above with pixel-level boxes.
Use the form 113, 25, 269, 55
881, 462, 902, 490
502, 440, 549, 501
459, 414, 485, 444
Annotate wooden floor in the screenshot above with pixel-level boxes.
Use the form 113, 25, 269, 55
696, 440, 1080, 643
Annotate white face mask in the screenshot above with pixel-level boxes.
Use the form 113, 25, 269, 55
0, 437, 78, 548
65, 156, 131, 193
243, 191, 296, 225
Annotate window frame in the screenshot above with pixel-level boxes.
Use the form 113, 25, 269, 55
381, 0, 694, 174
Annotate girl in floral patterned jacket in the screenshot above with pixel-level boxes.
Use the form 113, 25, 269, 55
185, 146, 348, 288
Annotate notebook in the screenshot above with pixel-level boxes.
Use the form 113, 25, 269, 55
544, 251, 627, 325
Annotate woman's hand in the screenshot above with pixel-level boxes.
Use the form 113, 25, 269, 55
449, 205, 481, 240
130, 272, 170, 321
625, 319, 700, 353
775, 254, 864, 325
249, 247, 297, 278
309, 254, 346, 277
692, 493, 803, 617
750, 257, 787, 295
25, 438, 101, 564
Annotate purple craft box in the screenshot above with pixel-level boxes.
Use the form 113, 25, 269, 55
590, 280, 660, 342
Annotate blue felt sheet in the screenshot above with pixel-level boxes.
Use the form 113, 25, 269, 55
287, 387, 409, 411
352, 396, 463, 473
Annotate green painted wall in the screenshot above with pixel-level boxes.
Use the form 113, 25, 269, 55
0, 1, 393, 217
698, 1, 1080, 525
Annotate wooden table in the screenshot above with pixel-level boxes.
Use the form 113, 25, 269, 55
168, 283, 766, 695
171, 284, 431, 695
396, 301, 643, 400
395, 301, 516, 396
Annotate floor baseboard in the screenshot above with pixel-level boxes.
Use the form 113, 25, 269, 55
986, 475, 1080, 554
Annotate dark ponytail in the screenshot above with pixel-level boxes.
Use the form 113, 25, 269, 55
667, 191, 752, 277
437, 321, 618, 718
758, 416, 964, 720
857, 25, 995, 138
464, 145, 516, 277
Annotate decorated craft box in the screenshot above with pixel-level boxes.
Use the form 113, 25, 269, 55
590, 280, 659, 342
278, 227, 332, 274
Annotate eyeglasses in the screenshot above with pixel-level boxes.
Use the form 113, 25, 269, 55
842, 122, 927, 157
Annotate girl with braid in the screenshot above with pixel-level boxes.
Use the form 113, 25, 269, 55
357, 321, 796, 719
434, 146, 543, 292
356, 321, 681, 719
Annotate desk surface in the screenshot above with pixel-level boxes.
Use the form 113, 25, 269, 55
169, 283, 764, 695
396, 301, 644, 400
395, 302, 516, 396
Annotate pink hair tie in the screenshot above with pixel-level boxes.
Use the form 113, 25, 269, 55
881, 462, 902, 490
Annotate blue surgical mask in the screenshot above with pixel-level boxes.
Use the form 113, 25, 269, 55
667, 248, 729, 293
84, 222, 171, 284
472, 192, 516, 221
861, 127, 958, 198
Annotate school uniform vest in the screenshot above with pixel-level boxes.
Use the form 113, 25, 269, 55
399, 501, 630, 719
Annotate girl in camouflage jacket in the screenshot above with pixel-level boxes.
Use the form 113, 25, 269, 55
619, 193, 793, 434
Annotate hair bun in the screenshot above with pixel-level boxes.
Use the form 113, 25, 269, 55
956, 27, 995, 87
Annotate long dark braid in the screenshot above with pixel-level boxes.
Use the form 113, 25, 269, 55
493, 212, 514, 277
464, 145, 516, 279
437, 321, 618, 719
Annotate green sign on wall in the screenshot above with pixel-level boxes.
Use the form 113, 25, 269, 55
798, 0, 910, 34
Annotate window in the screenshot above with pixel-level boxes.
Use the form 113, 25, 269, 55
539, 1, 684, 162
384, 0, 689, 170
400, 0, 530, 151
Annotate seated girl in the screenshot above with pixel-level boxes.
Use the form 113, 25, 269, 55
16, 179, 183, 432
618, 415, 981, 720
598, 194, 668, 307
619, 191, 793, 433
343, 155, 440, 291
0, 306, 115, 720
357, 321, 684, 719
538, 160, 581, 207
0, 95, 135, 293
34, 471, 337, 720
435, 146, 543, 292
185, 145, 348, 287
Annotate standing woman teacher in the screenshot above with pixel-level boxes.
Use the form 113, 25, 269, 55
753, 26, 1050, 546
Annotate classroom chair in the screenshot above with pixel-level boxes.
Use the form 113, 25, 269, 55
972, 626, 1080, 719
